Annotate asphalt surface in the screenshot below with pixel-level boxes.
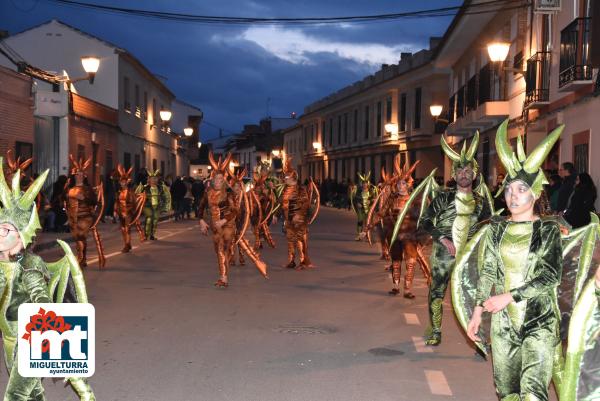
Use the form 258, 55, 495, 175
1, 208, 560, 400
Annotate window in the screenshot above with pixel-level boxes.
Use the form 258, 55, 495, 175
123, 77, 130, 112
386, 97, 392, 123
124, 152, 131, 170
134, 154, 141, 171
77, 144, 85, 162
152, 98, 157, 125
337, 115, 342, 145
400, 94, 407, 132
321, 121, 326, 146
152, 159, 158, 172
353, 109, 358, 141
414, 88, 422, 129
135, 84, 140, 118
364, 106, 370, 139
160, 160, 165, 175
143, 92, 148, 121
105, 150, 113, 173
329, 118, 333, 146
344, 113, 348, 144
376, 101, 382, 137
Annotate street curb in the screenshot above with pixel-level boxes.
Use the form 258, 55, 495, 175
33, 212, 175, 252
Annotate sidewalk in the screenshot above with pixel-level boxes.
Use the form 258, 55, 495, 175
33, 212, 175, 252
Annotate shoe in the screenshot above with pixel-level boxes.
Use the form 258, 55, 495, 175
285, 261, 296, 269
388, 288, 400, 296
150, 236, 156, 240
214, 279, 229, 288
424, 332, 441, 346
403, 292, 415, 299
121, 244, 131, 253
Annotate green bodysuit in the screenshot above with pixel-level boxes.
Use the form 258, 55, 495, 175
477, 217, 562, 401
420, 189, 490, 345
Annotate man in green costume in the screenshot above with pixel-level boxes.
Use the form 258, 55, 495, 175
136, 170, 171, 240
0, 158, 95, 400
421, 132, 491, 345
349, 172, 376, 241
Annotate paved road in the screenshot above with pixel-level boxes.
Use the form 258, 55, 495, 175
2, 208, 559, 400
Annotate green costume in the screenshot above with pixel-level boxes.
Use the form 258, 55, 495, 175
136, 170, 171, 240
453, 120, 600, 400
349, 172, 376, 237
0, 158, 94, 400
391, 132, 492, 345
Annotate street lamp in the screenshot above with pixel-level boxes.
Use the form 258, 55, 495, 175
197, 142, 202, 148
159, 110, 172, 122
272, 149, 281, 157
487, 42, 510, 63
384, 122, 398, 139
60, 56, 101, 85
312, 142, 322, 151
430, 105, 444, 119
183, 127, 193, 137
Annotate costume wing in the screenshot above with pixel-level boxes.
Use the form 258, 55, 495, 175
0, 261, 17, 337
474, 174, 496, 214
160, 183, 172, 212
560, 279, 600, 401
450, 223, 492, 356
390, 169, 440, 246
349, 186, 357, 214
46, 239, 89, 303
307, 178, 320, 225
91, 182, 105, 229
130, 191, 146, 227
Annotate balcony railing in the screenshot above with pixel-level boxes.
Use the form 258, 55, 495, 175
559, 17, 592, 88
456, 85, 465, 119
466, 75, 478, 112
525, 51, 551, 107
448, 94, 455, 123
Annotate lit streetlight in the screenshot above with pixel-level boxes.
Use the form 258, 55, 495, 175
184, 127, 193, 137
271, 149, 281, 157
429, 105, 444, 119
312, 142, 322, 151
159, 110, 172, 122
487, 42, 510, 63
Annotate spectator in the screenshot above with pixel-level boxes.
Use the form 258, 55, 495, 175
546, 174, 562, 212
191, 178, 205, 218
564, 172, 597, 228
183, 177, 194, 219
102, 172, 117, 223
557, 162, 577, 212
50, 175, 69, 232
170, 177, 186, 221
492, 173, 507, 215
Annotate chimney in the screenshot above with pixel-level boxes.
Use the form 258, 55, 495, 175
0, 30, 8, 40
400, 52, 412, 61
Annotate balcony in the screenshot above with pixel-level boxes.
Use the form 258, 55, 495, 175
525, 51, 551, 108
446, 63, 508, 136
559, 17, 593, 92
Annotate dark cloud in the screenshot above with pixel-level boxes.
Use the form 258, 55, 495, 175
0, 0, 459, 138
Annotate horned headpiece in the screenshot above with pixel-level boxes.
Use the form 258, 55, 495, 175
495, 119, 563, 197
5, 149, 33, 180
441, 131, 479, 176
69, 154, 92, 176
357, 171, 371, 185
394, 155, 420, 186
116, 164, 134, 183
148, 169, 161, 178
208, 151, 233, 178
229, 167, 247, 187
0, 157, 49, 248
283, 157, 298, 180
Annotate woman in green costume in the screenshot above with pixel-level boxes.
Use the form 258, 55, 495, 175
467, 120, 564, 401
0, 158, 95, 400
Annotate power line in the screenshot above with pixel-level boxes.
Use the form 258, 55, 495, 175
39, 0, 530, 26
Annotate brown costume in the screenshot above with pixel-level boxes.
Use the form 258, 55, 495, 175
250, 170, 276, 250
114, 164, 146, 253
65, 155, 106, 268
228, 168, 268, 278
367, 158, 431, 297
198, 152, 241, 287
280, 158, 319, 269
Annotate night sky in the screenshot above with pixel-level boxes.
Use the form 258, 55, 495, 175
0, 0, 460, 139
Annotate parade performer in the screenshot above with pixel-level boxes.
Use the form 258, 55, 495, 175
364, 159, 431, 298
0, 158, 95, 400
228, 168, 268, 277
454, 120, 600, 401
391, 131, 492, 345
250, 163, 277, 250
114, 164, 145, 252
349, 172, 376, 241
136, 169, 171, 241
276, 158, 319, 270
65, 156, 105, 268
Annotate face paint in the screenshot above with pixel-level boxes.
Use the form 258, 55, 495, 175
504, 180, 536, 216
